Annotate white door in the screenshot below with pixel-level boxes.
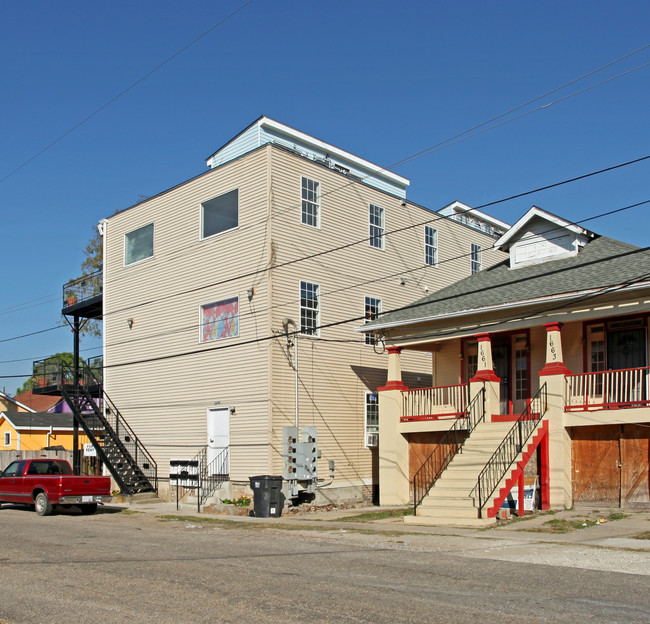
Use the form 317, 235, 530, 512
207, 407, 230, 474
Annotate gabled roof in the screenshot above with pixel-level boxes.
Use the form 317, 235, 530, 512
0, 412, 75, 431
361, 236, 650, 332
13, 390, 63, 413
494, 206, 594, 252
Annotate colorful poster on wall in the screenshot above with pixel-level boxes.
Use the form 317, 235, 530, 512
201, 297, 239, 342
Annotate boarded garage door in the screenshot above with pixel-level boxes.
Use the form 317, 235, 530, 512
571, 424, 650, 505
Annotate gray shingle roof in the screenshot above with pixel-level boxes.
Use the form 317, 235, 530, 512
1, 412, 75, 429
366, 236, 650, 329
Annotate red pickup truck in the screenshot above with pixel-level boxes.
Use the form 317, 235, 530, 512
0, 459, 112, 516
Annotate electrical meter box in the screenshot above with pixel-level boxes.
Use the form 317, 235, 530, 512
282, 426, 318, 481
282, 426, 299, 480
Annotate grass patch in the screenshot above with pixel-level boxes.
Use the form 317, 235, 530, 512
155, 513, 421, 538
336, 508, 414, 523
524, 510, 629, 534
631, 531, 650, 540
118, 509, 142, 515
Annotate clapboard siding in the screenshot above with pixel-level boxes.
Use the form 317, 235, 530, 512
102, 141, 506, 495
104, 149, 273, 481
266, 148, 503, 484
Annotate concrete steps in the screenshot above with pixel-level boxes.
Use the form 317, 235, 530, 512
410, 421, 513, 526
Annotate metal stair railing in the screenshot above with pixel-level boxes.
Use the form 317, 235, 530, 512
412, 388, 485, 514
473, 384, 548, 518
61, 361, 158, 495
197, 446, 230, 511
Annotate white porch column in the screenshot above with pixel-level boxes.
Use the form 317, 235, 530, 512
378, 347, 410, 505
539, 322, 572, 508
470, 333, 501, 418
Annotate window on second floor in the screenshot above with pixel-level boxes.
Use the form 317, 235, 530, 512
4, 431, 11, 447
300, 281, 320, 336
201, 189, 238, 239
369, 204, 385, 249
425, 226, 438, 266
301, 177, 320, 228
124, 223, 154, 266
471, 243, 482, 274
364, 297, 382, 345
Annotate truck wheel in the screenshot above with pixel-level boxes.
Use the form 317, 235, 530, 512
80, 503, 98, 515
35, 492, 52, 516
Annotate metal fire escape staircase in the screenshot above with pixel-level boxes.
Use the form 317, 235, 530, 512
60, 361, 158, 495
32, 271, 158, 496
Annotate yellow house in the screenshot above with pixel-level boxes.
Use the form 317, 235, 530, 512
0, 412, 88, 451
0, 390, 32, 414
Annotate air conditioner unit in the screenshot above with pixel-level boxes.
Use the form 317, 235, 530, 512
366, 432, 379, 448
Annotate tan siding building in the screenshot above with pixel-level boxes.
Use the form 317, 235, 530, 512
102, 117, 507, 502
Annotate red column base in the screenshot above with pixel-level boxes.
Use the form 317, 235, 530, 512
539, 362, 572, 376
378, 380, 408, 391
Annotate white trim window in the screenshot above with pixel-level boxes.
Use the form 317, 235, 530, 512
300, 281, 320, 336
364, 297, 382, 345
124, 223, 154, 266
365, 392, 379, 447
471, 243, 482, 274
200, 297, 239, 343
201, 189, 239, 239
4, 431, 10, 447
301, 177, 320, 228
369, 204, 385, 249
425, 226, 438, 267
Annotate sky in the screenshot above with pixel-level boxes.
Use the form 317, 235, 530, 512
1, 1, 649, 393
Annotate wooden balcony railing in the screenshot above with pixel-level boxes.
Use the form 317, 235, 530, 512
401, 383, 469, 422
565, 366, 650, 411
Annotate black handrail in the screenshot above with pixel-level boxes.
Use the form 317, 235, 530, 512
412, 388, 485, 514
61, 359, 158, 494
63, 270, 102, 307
473, 384, 548, 517
197, 446, 229, 511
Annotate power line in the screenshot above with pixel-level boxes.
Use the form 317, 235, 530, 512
0, 1, 254, 186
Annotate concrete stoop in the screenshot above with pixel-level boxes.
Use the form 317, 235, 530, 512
413, 421, 515, 525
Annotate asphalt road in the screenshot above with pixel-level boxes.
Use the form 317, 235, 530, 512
0, 504, 648, 624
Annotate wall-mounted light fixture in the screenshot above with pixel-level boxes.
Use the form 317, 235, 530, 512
127, 318, 134, 329
247, 287, 255, 301
400, 277, 406, 286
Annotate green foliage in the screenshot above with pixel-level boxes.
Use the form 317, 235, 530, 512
221, 495, 252, 507
15, 352, 77, 394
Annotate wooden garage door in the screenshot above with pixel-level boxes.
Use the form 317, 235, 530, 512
572, 424, 650, 505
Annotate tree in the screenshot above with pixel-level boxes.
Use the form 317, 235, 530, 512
66, 226, 103, 338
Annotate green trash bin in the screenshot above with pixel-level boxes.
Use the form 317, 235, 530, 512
249, 475, 284, 517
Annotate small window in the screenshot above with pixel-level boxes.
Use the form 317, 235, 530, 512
365, 392, 379, 447
200, 297, 239, 342
369, 204, 385, 249
425, 226, 438, 266
301, 177, 320, 228
124, 223, 154, 266
471, 243, 482, 274
3, 432, 10, 447
300, 281, 320, 336
364, 297, 382, 345
202, 189, 238, 239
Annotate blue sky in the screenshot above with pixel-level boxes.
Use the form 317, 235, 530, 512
1, 1, 649, 392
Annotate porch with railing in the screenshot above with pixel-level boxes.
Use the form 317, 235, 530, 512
565, 366, 650, 411
401, 383, 469, 422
